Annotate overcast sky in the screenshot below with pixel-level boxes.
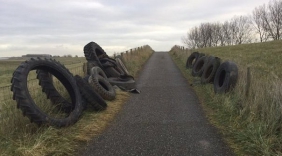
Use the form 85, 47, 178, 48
0, 0, 270, 57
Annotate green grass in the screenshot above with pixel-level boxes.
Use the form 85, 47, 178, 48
0, 46, 154, 156
0, 57, 86, 87
120, 45, 154, 78
170, 40, 282, 156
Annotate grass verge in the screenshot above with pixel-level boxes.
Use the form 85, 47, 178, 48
0, 46, 154, 156
170, 40, 282, 156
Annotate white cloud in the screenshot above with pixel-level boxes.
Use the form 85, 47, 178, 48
0, 0, 271, 57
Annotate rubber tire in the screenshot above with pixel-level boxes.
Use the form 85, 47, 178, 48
108, 77, 136, 90
192, 56, 208, 77
186, 52, 199, 69
89, 75, 116, 101
11, 57, 83, 127
213, 61, 238, 94
86, 61, 99, 75
104, 67, 122, 78
75, 75, 107, 110
100, 58, 118, 68
201, 57, 221, 84
116, 58, 130, 75
36, 70, 74, 113
193, 53, 205, 67
84, 42, 106, 67
90, 66, 107, 79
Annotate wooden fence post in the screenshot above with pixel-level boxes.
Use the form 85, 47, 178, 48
83, 62, 87, 76
245, 67, 251, 97
121, 52, 124, 59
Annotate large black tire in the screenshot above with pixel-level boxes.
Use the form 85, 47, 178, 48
11, 57, 83, 127
84, 42, 107, 67
86, 61, 99, 75
101, 58, 124, 77
36, 70, 73, 113
186, 52, 199, 69
192, 56, 208, 77
75, 75, 107, 110
89, 75, 116, 101
201, 57, 221, 84
108, 77, 136, 90
90, 66, 107, 79
84, 42, 123, 77
116, 58, 130, 75
100, 58, 118, 68
213, 61, 238, 93
104, 67, 122, 78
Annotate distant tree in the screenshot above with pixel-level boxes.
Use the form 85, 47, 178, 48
75, 55, 78, 57
252, 6, 269, 42
221, 21, 232, 46
182, 27, 200, 49
211, 23, 222, 47
256, 0, 282, 40
230, 15, 253, 45
267, 0, 282, 40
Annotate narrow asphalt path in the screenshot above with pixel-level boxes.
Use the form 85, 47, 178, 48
79, 52, 233, 156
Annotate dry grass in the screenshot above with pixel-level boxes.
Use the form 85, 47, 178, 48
116, 45, 154, 77
0, 57, 85, 87
0, 91, 129, 156
170, 40, 282, 156
0, 46, 154, 156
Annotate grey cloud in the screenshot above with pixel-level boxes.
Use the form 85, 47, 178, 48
0, 0, 270, 57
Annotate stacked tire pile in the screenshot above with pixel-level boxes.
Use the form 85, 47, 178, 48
186, 52, 238, 93
84, 42, 136, 91
10, 41, 135, 128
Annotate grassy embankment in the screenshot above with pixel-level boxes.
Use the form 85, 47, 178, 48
170, 40, 282, 156
0, 45, 154, 156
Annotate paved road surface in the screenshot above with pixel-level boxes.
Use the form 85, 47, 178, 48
79, 52, 233, 156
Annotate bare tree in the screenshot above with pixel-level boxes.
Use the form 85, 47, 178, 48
182, 27, 201, 49
230, 16, 253, 45
199, 23, 208, 48
211, 23, 222, 46
182, 0, 282, 49
221, 21, 233, 46
268, 0, 282, 40
252, 6, 269, 42
258, 0, 282, 40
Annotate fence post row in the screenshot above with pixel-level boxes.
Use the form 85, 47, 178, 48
113, 45, 149, 59
245, 67, 251, 97
83, 62, 87, 76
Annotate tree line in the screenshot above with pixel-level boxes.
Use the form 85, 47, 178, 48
182, 0, 282, 49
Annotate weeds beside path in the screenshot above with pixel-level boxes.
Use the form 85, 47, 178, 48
79, 52, 232, 156
170, 40, 282, 155
0, 46, 154, 156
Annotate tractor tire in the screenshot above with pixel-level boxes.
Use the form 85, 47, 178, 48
116, 58, 130, 75
89, 75, 116, 101
11, 57, 83, 127
201, 57, 221, 84
90, 66, 107, 79
75, 75, 107, 110
214, 61, 238, 93
36, 70, 74, 113
192, 56, 208, 77
108, 77, 136, 90
186, 52, 199, 69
